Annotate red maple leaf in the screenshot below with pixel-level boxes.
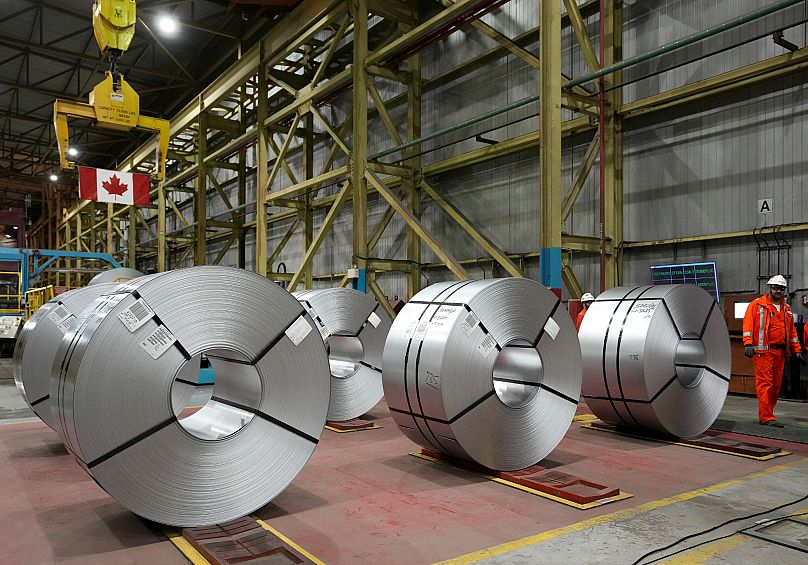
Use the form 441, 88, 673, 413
102, 174, 128, 196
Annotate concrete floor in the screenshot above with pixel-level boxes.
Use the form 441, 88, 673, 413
1, 356, 807, 564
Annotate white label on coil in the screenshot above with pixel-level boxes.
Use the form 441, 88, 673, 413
47, 304, 72, 325
403, 320, 418, 339
285, 316, 312, 346
413, 321, 430, 341
461, 311, 479, 336
56, 316, 76, 334
117, 298, 155, 332
96, 294, 127, 317
477, 334, 497, 358
543, 317, 560, 340
630, 301, 658, 319
141, 325, 176, 360
368, 311, 381, 328
431, 306, 460, 328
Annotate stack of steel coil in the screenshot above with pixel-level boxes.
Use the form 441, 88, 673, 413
383, 279, 582, 471
47, 266, 330, 526
579, 284, 730, 438
13, 282, 123, 429
294, 288, 391, 421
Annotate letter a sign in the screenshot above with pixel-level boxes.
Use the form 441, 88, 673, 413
758, 198, 773, 215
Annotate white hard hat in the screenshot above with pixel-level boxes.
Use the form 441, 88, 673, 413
581, 292, 595, 302
767, 275, 787, 288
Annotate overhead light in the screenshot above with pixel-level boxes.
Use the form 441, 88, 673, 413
49, 174, 58, 182
12, 226, 18, 230
4, 234, 11, 239
157, 15, 178, 34
68, 147, 79, 157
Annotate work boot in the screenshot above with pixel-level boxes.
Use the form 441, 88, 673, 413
760, 420, 784, 428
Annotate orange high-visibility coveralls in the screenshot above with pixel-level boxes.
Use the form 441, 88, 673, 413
575, 308, 586, 333
743, 294, 801, 423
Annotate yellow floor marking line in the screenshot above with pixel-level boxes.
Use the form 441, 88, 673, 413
580, 422, 792, 461
324, 423, 382, 433
661, 534, 749, 564
572, 413, 599, 422
434, 458, 806, 565
255, 518, 327, 565
411, 452, 633, 510
162, 527, 210, 565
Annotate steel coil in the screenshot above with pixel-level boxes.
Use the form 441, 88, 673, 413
294, 288, 391, 421
88, 267, 143, 285
580, 284, 730, 438
13, 283, 122, 429
51, 266, 330, 526
383, 279, 582, 471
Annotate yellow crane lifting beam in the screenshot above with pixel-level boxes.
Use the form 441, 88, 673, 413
53, 0, 170, 180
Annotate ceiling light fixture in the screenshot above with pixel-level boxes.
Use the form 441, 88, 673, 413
49, 174, 58, 182
68, 147, 79, 157
157, 15, 178, 34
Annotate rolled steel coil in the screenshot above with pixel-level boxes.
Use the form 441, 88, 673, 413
51, 266, 330, 526
88, 267, 143, 285
294, 288, 391, 421
13, 283, 122, 429
383, 279, 582, 471
579, 284, 730, 438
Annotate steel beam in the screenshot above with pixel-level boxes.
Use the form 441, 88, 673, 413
352, 0, 370, 292
366, 170, 468, 280
421, 180, 523, 278
539, 0, 562, 293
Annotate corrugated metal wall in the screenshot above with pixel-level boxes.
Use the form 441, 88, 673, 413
150, 0, 808, 313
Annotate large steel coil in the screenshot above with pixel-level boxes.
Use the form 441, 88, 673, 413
579, 284, 730, 438
13, 283, 122, 429
51, 266, 330, 526
88, 267, 143, 285
383, 279, 582, 471
294, 288, 391, 421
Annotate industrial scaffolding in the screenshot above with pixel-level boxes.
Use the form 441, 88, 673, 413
29, 0, 808, 299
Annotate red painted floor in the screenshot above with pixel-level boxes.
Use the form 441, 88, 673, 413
0, 421, 184, 565
2, 403, 806, 564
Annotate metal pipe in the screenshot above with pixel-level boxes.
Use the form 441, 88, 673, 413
566, 0, 804, 89
372, 0, 802, 161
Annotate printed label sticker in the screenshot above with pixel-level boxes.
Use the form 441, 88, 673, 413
118, 298, 155, 332
477, 334, 497, 358
543, 317, 560, 340
141, 325, 177, 360
286, 316, 313, 346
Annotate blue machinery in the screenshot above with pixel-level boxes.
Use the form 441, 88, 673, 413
0, 248, 122, 317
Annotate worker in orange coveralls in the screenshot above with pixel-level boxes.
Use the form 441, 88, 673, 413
743, 275, 803, 427
575, 293, 595, 332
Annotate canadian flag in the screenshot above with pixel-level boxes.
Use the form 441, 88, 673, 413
78, 167, 150, 205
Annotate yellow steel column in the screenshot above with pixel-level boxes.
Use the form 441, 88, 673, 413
604, 0, 623, 288
195, 111, 208, 266
351, 0, 369, 292
157, 181, 166, 272
65, 218, 71, 288
128, 206, 136, 269
540, 0, 562, 295
407, 49, 422, 298
256, 47, 269, 276
237, 83, 248, 270
304, 112, 314, 289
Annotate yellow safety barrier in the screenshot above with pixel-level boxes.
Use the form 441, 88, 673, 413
24, 285, 55, 319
